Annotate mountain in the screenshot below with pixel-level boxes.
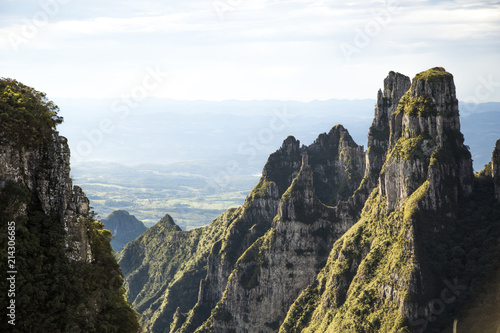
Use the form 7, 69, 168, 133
61, 98, 499, 233
0, 78, 140, 332
101, 210, 148, 253
119, 67, 500, 332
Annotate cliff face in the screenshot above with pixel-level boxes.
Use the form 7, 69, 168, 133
119, 68, 500, 333
281, 68, 499, 333
365, 71, 411, 188
0, 132, 92, 261
381, 67, 473, 214
121, 124, 366, 332
0, 78, 139, 332
195, 125, 368, 333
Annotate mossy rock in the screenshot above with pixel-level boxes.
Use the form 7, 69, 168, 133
414, 67, 453, 83
396, 93, 438, 117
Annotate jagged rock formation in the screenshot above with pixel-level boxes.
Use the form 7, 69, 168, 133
0, 78, 139, 332
121, 125, 367, 332
365, 71, 411, 189
281, 68, 499, 332
120, 68, 500, 333
101, 210, 147, 253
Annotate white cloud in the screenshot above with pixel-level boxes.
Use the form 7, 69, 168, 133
0, 0, 499, 101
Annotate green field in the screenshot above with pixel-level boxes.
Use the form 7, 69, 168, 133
71, 162, 255, 229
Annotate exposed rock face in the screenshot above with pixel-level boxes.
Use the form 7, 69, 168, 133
0, 132, 92, 261
262, 135, 302, 195
120, 123, 367, 332
380, 67, 473, 213
366, 71, 411, 186
280, 68, 497, 333
308, 125, 366, 206
121, 67, 500, 333
183, 129, 366, 332
208, 154, 345, 332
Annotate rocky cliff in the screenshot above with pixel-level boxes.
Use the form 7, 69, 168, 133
281, 68, 499, 332
0, 129, 93, 261
0, 78, 139, 332
119, 68, 500, 333
121, 124, 367, 332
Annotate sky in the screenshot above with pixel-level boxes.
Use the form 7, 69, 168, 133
0, 0, 499, 102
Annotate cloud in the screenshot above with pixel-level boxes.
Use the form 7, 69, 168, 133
0, 0, 499, 101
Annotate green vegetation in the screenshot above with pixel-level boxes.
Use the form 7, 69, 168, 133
413, 67, 453, 83
236, 228, 275, 290
119, 209, 237, 332
402, 180, 429, 222
413, 173, 500, 332
281, 155, 500, 332
0, 180, 140, 333
71, 163, 249, 229
0, 79, 139, 332
390, 135, 425, 161
280, 183, 419, 332
0, 78, 63, 146
396, 93, 438, 117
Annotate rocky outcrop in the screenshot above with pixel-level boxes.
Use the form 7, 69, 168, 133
119, 212, 231, 333
280, 68, 492, 333
119, 123, 367, 332
380, 67, 473, 213
190, 128, 366, 332
206, 154, 342, 332
0, 132, 93, 261
365, 71, 411, 188
308, 125, 366, 206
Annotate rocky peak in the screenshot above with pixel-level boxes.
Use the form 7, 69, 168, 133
279, 135, 301, 154
410, 67, 457, 117
369, 71, 410, 146
262, 135, 302, 195
101, 210, 148, 253
306, 125, 365, 206
379, 67, 473, 212
365, 72, 410, 189
390, 67, 460, 147
158, 213, 182, 231
277, 152, 315, 223
384, 71, 412, 101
